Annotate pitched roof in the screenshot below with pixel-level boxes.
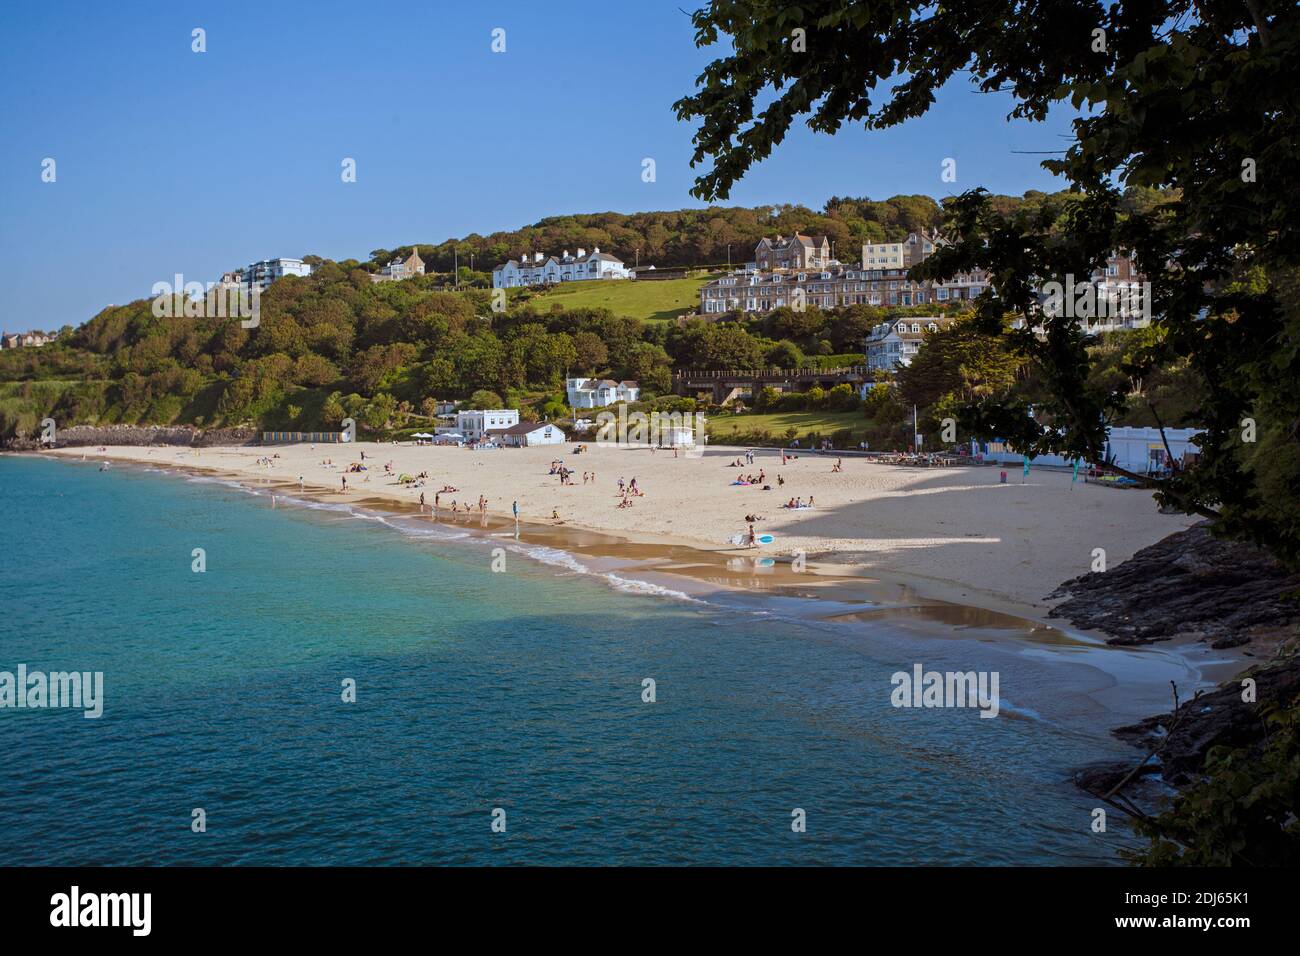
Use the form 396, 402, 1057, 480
487, 422, 565, 437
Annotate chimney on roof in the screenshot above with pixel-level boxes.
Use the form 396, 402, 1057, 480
577, 247, 585, 258
593, 246, 599, 254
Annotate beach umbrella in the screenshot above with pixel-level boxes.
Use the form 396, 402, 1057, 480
412, 432, 434, 438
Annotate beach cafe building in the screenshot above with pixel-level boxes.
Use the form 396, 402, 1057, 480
971, 425, 1201, 474
488, 422, 567, 447
1102, 426, 1201, 474
455, 408, 519, 441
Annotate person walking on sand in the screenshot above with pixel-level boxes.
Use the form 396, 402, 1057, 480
746, 523, 757, 549
513, 499, 519, 521
419, 492, 425, 510
341, 475, 348, 491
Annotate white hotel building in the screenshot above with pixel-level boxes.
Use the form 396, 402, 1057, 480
492, 248, 631, 289
221, 257, 313, 293
455, 408, 519, 441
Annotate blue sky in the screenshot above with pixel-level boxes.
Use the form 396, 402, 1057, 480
0, 0, 1075, 332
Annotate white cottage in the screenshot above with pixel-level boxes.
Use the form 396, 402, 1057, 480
492, 248, 631, 289
566, 378, 640, 409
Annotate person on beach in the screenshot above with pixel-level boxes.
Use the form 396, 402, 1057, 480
512, 500, 519, 521
341, 475, 348, 491
419, 492, 425, 510
618, 477, 625, 494
746, 524, 757, 548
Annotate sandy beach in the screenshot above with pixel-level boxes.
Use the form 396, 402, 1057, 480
47, 441, 1197, 614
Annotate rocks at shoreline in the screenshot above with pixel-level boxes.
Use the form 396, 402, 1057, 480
1046, 522, 1300, 648
1074, 655, 1300, 797
1109, 656, 1300, 787
1058, 521, 1300, 803
4, 424, 255, 451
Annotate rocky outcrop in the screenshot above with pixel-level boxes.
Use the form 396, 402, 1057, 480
1108, 656, 1300, 787
4, 424, 255, 450
1047, 522, 1300, 648
1059, 522, 1300, 802
1074, 655, 1300, 796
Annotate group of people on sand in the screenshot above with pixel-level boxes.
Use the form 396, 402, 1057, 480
616, 475, 643, 508
427, 491, 488, 515
732, 468, 767, 486
783, 496, 815, 509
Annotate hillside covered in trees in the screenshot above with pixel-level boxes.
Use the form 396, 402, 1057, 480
1, 189, 1197, 449
358, 190, 1070, 275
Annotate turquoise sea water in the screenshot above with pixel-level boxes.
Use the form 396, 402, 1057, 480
0, 455, 1135, 865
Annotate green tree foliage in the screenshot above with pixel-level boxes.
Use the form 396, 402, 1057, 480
675, 0, 1300, 567
674, 0, 1300, 870
1128, 698, 1300, 866
896, 317, 1025, 417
